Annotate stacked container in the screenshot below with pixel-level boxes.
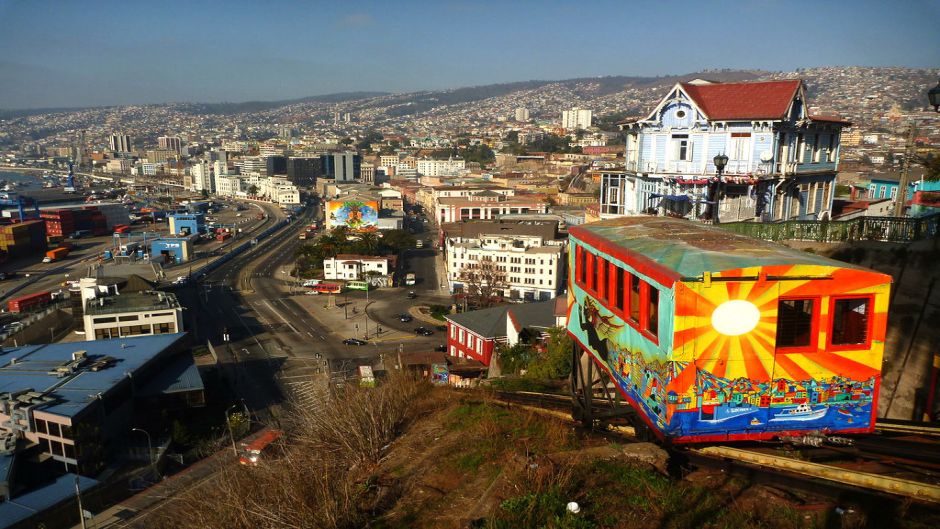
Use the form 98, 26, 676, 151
0, 220, 48, 258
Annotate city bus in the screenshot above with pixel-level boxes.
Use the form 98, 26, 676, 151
346, 280, 370, 291
309, 283, 342, 294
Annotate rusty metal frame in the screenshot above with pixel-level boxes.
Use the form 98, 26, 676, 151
570, 343, 635, 429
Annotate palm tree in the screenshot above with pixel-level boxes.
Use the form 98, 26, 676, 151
358, 231, 380, 255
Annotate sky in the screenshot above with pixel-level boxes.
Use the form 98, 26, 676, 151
0, 0, 938, 109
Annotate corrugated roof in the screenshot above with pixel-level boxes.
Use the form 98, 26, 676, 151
0, 333, 187, 419
445, 305, 509, 338
139, 353, 204, 396
0, 474, 98, 529
680, 80, 801, 120
507, 299, 557, 331
570, 217, 869, 281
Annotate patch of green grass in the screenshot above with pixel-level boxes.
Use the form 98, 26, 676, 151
486, 376, 566, 394
489, 487, 597, 529
455, 451, 486, 472
445, 401, 510, 431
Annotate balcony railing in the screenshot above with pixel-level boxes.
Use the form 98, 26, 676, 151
720, 213, 940, 243
625, 159, 766, 176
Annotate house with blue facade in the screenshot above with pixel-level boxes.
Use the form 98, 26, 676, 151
600, 79, 850, 223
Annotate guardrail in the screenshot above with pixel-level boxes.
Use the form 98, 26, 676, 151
190, 218, 289, 281
720, 213, 940, 243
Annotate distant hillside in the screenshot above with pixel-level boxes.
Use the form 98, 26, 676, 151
0, 91, 389, 119
180, 91, 390, 115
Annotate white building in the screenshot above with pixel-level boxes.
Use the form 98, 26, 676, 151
191, 161, 215, 193
109, 133, 132, 153
158, 136, 182, 153
257, 176, 300, 205
416, 157, 466, 177
81, 286, 184, 340
215, 175, 245, 197
138, 163, 159, 176
106, 159, 132, 173
561, 107, 593, 130
323, 254, 390, 281
445, 223, 565, 302
239, 156, 267, 176
514, 108, 529, 122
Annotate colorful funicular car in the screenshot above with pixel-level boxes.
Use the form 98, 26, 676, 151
566, 217, 891, 443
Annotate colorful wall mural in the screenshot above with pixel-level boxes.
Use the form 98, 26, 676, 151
326, 200, 379, 230
566, 231, 891, 443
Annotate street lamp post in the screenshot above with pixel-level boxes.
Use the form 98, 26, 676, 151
710, 154, 729, 225
131, 427, 158, 478
224, 404, 239, 456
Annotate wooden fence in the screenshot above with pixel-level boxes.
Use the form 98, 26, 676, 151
720, 213, 940, 243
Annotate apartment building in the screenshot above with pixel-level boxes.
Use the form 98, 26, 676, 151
416, 157, 466, 177
444, 220, 565, 302
562, 107, 593, 130
435, 194, 548, 224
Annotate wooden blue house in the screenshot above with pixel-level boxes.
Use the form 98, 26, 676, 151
601, 79, 850, 223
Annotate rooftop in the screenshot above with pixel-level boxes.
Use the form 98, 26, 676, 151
0, 474, 98, 529
84, 291, 181, 316
442, 219, 560, 241
570, 217, 877, 283
679, 79, 802, 121
0, 333, 187, 419
446, 299, 561, 339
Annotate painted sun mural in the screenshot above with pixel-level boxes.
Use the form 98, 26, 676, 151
567, 231, 892, 442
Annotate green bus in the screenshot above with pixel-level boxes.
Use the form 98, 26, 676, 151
346, 280, 370, 291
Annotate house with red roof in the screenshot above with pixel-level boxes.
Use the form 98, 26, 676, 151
604, 79, 850, 223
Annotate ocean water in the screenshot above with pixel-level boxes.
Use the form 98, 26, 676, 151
0, 170, 44, 189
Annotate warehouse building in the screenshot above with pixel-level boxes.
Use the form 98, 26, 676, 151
168, 213, 206, 235
150, 236, 196, 264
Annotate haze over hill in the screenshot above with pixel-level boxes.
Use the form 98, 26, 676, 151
1, 67, 937, 144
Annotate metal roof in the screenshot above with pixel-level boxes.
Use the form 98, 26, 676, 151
0, 474, 98, 529
0, 333, 187, 419
569, 217, 868, 282
139, 353, 204, 396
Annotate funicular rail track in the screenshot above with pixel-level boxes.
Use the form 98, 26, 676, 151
492, 389, 940, 504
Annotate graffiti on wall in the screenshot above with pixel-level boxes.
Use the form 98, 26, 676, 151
327, 200, 378, 230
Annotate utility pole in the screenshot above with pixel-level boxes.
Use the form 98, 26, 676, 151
893, 124, 917, 218
75, 475, 88, 529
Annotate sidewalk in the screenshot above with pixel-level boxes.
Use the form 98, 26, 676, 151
73, 447, 235, 529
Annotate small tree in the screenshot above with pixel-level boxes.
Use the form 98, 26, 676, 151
526, 326, 573, 379
497, 343, 533, 374
458, 257, 508, 309
247, 184, 259, 196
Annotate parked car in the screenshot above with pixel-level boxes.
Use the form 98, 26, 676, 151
398, 314, 413, 323
343, 338, 367, 346
2, 322, 24, 334
414, 327, 433, 336
434, 344, 447, 352
406, 291, 417, 299
0, 272, 15, 281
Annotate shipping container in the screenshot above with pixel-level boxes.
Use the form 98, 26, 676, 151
43, 247, 69, 263
8, 291, 52, 313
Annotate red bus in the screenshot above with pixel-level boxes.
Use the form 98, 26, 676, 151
238, 429, 283, 466
310, 283, 342, 294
